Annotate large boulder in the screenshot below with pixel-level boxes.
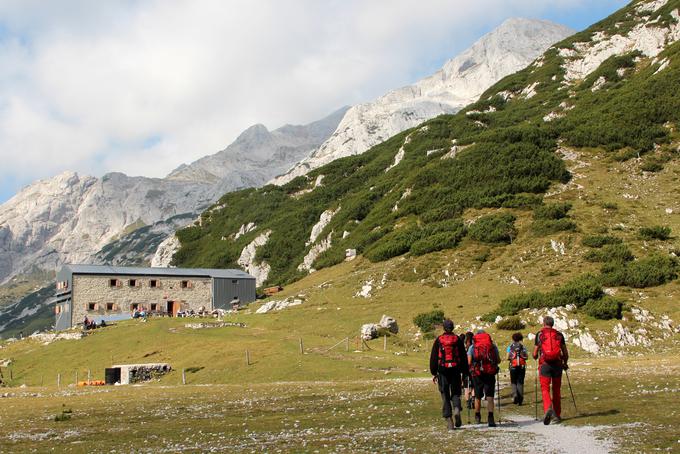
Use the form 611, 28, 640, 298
378, 315, 399, 334
360, 324, 378, 341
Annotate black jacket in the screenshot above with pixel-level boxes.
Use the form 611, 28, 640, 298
429, 333, 470, 376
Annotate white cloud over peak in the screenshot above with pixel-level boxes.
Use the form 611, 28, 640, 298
0, 0, 625, 197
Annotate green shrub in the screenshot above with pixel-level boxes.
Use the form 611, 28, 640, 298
601, 254, 678, 288
495, 274, 603, 317
582, 296, 624, 320
534, 203, 572, 220
549, 274, 603, 308
582, 235, 622, 248
585, 243, 634, 263
639, 225, 671, 240
410, 230, 465, 256
640, 158, 664, 172
468, 213, 517, 244
496, 316, 526, 330
413, 310, 445, 333
531, 218, 577, 235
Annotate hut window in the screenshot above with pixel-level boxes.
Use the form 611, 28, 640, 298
181, 280, 191, 289
106, 303, 115, 311
129, 279, 137, 287
109, 279, 118, 287
130, 303, 140, 310
232, 280, 238, 284
150, 279, 159, 288
88, 303, 97, 311
150, 303, 158, 311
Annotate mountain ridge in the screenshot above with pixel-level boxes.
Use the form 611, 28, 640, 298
272, 17, 574, 184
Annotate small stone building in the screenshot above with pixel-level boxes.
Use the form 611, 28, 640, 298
54, 265, 256, 330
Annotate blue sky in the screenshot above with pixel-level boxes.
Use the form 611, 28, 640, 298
0, 0, 629, 204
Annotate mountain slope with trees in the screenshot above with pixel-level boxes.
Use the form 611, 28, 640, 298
174, 0, 680, 292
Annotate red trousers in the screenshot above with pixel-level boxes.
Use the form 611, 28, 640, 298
539, 374, 562, 416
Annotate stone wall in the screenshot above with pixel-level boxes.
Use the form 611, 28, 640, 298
71, 274, 213, 325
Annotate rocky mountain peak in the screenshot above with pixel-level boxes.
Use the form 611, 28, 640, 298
271, 18, 574, 185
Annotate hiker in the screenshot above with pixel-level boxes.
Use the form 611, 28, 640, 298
463, 331, 475, 408
533, 315, 569, 425
430, 319, 470, 430
507, 332, 528, 405
467, 329, 501, 427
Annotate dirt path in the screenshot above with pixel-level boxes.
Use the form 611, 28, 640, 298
471, 414, 616, 454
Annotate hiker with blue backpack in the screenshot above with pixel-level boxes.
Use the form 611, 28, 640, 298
467, 330, 501, 427
507, 332, 528, 405
533, 316, 570, 425
429, 319, 470, 430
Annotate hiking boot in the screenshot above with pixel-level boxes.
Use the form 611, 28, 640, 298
446, 417, 454, 430
552, 415, 562, 424
543, 408, 554, 425
454, 414, 462, 428
488, 413, 496, 427
474, 413, 481, 424
513, 395, 518, 405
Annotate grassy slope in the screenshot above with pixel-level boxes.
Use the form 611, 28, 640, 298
2, 1, 680, 451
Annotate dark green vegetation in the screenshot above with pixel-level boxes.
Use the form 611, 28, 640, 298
483, 274, 605, 321
496, 316, 526, 330
639, 225, 672, 240
413, 310, 445, 335
0, 285, 55, 338
173, 0, 680, 289
531, 202, 577, 235
581, 235, 622, 248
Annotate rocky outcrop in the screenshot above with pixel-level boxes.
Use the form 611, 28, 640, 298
256, 297, 303, 314
559, 4, 680, 82
150, 235, 180, 267
0, 109, 347, 284
237, 231, 272, 286
272, 18, 573, 184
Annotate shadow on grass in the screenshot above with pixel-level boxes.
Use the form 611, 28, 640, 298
567, 409, 620, 420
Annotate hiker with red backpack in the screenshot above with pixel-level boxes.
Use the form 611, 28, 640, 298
533, 316, 569, 425
467, 330, 501, 427
506, 332, 528, 405
429, 319, 470, 430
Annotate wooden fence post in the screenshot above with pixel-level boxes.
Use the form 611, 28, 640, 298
246, 350, 250, 366
182, 368, 186, 385
87, 369, 91, 383
299, 338, 304, 355
75, 371, 78, 385
346, 337, 349, 352
384, 335, 387, 352
57, 373, 61, 388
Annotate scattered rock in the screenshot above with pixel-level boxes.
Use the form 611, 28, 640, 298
255, 298, 304, 314
28, 331, 84, 346
184, 322, 246, 329
550, 240, 566, 255
355, 281, 373, 298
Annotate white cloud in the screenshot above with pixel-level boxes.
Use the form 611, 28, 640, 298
0, 0, 624, 190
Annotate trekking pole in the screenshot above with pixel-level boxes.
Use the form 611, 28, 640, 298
496, 371, 501, 425
565, 369, 578, 415
534, 361, 539, 421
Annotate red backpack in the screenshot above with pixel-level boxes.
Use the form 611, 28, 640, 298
509, 343, 526, 368
539, 327, 563, 364
472, 332, 499, 376
438, 333, 460, 368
